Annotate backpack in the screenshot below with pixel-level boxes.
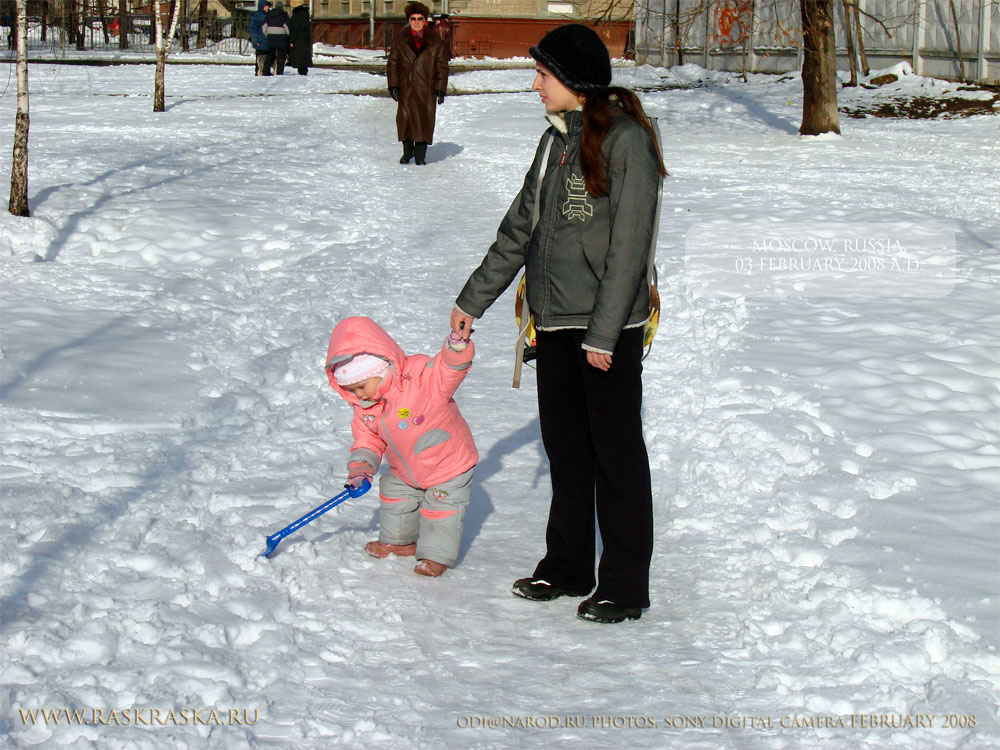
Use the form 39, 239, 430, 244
513, 118, 664, 388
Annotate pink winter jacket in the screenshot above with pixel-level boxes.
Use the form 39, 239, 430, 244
325, 317, 478, 489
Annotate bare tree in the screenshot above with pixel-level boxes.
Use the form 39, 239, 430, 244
673, 0, 683, 65
180, 0, 189, 52
76, 0, 85, 50
851, 0, 869, 74
584, 0, 636, 23
8, 0, 29, 216
119, 0, 128, 50
153, 0, 182, 112
98, 0, 111, 45
705, 0, 757, 80
799, 0, 839, 135
842, 0, 857, 86
196, 0, 209, 48
948, 0, 966, 82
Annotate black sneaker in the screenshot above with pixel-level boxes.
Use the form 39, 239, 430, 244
511, 578, 589, 601
577, 597, 642, 623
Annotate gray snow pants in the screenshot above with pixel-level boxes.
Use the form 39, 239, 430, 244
255, 51, 269, 76
377, 467, 474, 568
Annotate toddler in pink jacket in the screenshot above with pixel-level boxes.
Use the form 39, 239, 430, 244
325, 316, 477, 577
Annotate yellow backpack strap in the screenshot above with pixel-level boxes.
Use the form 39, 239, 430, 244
643, 117, 664, 361
513, 131, 554, 389
513, 294, 532, 389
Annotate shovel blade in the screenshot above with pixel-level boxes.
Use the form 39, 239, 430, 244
259, 536, 281, 559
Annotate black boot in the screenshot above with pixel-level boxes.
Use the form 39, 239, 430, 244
400, 139, 414, 164
512, 577, 589, 601
414, 142, 428, 165
577, 597, 642, 624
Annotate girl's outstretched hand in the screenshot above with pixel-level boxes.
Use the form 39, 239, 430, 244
451, 308, 474, 336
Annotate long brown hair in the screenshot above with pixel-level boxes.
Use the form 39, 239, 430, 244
579, 87, 667, 198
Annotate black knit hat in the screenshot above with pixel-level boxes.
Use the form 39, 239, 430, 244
529, 24, 611, 93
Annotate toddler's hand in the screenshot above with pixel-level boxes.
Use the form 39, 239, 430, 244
346, 470, 373, 489
447, 330, 469, 352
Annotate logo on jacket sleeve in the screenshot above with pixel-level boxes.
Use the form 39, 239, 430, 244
562, 173, 593, 222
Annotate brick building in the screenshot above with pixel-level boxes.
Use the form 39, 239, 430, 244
312, 0, 634, 59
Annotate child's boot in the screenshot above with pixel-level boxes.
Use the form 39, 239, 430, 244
365, 540, 416, 559
413, 559, 447, 577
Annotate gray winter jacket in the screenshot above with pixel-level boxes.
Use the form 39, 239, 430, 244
455, 108, 661, 353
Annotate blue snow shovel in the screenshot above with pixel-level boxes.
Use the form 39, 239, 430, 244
259, 479, 372, 559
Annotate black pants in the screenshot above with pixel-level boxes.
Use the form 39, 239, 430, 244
532, 327, 653, 608
265, 47, 287, 75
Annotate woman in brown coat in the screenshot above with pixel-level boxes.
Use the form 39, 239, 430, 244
386, 2, 449, 165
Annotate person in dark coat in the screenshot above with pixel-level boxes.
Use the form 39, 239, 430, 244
386, 2, 449, 165
263, 1, 291, 76
249, 0, 271, 76
287, 0, 312, 76
432, 13, 453, 61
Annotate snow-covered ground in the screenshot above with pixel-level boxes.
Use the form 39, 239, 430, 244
0, 60, 997, 749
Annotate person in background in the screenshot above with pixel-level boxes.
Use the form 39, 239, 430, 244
287, 0, 313, 76
386, 2, 449, 166
432, 13, 453, 61
263, 0, 291, 75
249, 0, 271, 76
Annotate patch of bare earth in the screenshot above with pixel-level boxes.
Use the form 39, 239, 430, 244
842, 83, 1000, 119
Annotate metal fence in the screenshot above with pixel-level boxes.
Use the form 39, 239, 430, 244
636, 0, 1000, 83
0, 11, 252, 54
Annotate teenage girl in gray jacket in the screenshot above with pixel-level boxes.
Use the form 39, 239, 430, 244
451, 24, 667, 624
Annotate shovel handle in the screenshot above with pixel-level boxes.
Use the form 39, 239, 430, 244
261, 479, 372, 557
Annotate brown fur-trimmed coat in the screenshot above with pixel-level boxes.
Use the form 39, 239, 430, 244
386, 30, 449, 144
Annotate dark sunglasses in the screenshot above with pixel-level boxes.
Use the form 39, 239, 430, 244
409, 15, 425, 20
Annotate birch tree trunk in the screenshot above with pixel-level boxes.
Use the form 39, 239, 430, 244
799, 0, 840, 135
8, 0, 29, 217
153, 0, 181, 112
